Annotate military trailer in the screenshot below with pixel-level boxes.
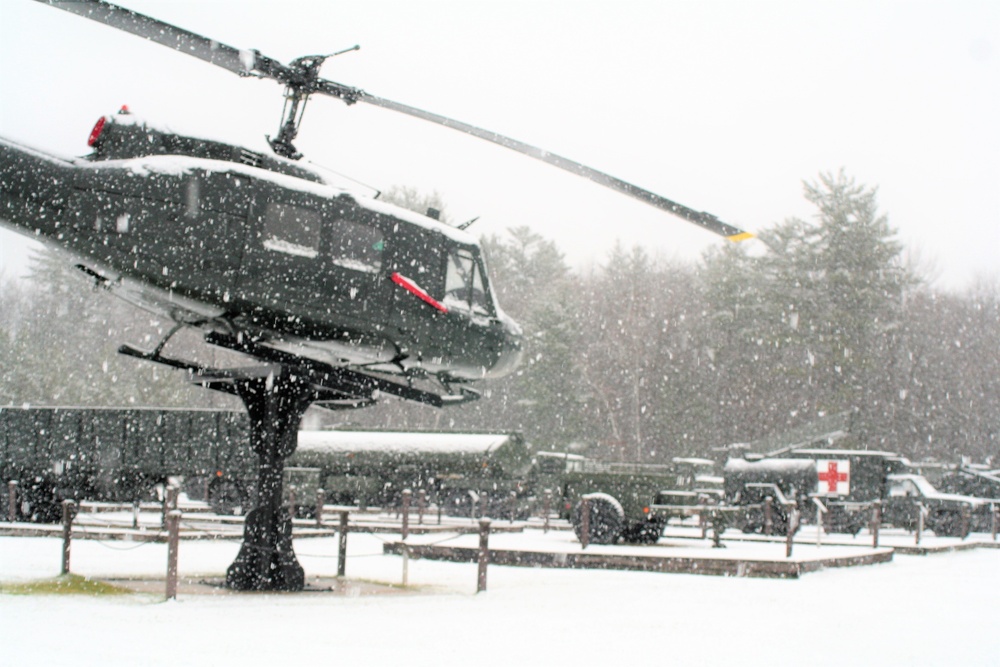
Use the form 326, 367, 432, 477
723, 457, 817, 535
287, 429, 533, 516
0, 406, 251, 521
558, 461, 680, 544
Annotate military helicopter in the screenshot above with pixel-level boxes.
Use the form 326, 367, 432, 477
2, 0, 753, 408
0, 0, 754, 589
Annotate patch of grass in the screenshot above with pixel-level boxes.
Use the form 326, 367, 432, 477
0, 574, 133, 596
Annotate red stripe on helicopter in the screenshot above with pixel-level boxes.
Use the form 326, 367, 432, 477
390, 272, 448, 313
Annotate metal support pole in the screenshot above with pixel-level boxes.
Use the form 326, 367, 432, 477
916, 502, 924, 545
763, 496, 774, 536
165, 509, 181, 600
338, 511, 349, 577
7, 480, 18, 522
477, 518, 491, 593
872, 500, 881, 548
401, 489, 412, 540
580, 496, 591, 549
61, 500, 76, 575
315, 489, 325, 528
417, 489, 426, 525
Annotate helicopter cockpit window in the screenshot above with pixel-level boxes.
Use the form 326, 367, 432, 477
444, 248, 492, 317
262, 202, 321, 258
328, 218, 383, 274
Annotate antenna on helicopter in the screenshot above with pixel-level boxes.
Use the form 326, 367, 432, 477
457, 216, 480, 230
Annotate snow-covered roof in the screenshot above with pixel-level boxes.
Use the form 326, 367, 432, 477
297, 430, 518, 455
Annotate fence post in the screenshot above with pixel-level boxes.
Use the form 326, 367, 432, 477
812, 498, 826, 548
165, 509, 181, 600
992, 503, 997, 542
401, 489, 412, 540
785, 509, 798, 558
418, 489, 426, 525
162, 485, 178, 529
7, 480, 17, 522
763, 496, 774, 536
61, 499, 76, 575
872, 500, 881, 548
338, 510, 349, 577
477, 518, 491, 593
315, 489, 325, 528
580, 496, 590, 550
543, 489, 552, 534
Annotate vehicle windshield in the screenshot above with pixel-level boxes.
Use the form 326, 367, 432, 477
443, 246, 493, 317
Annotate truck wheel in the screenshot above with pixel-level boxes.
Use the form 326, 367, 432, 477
572, 493, 625, 544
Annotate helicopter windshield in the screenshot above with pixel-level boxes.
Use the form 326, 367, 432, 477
444, 247, 492, 317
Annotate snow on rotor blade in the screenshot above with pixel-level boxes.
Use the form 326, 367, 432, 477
38, 0, 256, 76
360, 92, 754, 241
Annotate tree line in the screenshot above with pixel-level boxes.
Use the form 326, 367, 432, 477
1, 172, 996, 465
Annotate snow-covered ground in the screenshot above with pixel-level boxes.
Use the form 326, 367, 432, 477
1, 529, 997, 666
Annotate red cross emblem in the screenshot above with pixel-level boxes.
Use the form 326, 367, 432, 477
817, 459, 850, 494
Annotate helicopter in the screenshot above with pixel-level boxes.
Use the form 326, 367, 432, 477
0, 0, 755, 589
1, 0, 754, 410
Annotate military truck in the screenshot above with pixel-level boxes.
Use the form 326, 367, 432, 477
882, 473, 990, 538
776, 449, 909, 534
0, 406, 251, 521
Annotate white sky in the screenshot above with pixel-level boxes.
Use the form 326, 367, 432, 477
1, 0, 997, 290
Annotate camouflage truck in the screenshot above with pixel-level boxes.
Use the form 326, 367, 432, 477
0, 406, 251, 521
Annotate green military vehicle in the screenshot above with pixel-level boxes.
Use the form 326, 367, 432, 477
550, 457, 724, 545
288, 429, 533, 516
723, 457, 817, 536
882, 473, 990, 538
777, 448, 908, 534
0, 406, 251, 521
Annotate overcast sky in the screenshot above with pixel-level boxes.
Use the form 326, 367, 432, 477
1, 0, 997, 290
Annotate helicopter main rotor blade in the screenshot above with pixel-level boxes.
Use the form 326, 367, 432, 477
37, 0, 296, 81
359, 93, 753, 241
39, 0, 753, 241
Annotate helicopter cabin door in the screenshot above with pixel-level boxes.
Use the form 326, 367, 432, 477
239, 190, 386, 331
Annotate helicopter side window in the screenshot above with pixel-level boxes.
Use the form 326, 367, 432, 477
262, 202, 321, 258
444, 248, 492, 316
327, 218, 383, 274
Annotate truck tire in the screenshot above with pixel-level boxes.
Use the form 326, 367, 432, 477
572, 493, 625, 544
